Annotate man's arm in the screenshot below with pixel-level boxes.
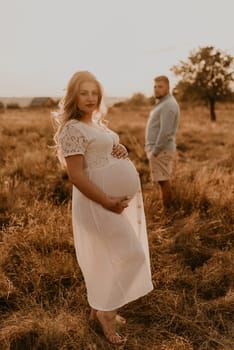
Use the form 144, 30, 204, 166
153, 108, 177, 156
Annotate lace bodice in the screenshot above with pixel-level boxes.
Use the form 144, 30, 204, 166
58, 120, 120, 169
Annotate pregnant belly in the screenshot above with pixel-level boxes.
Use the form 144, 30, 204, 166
89, 158, 139, 200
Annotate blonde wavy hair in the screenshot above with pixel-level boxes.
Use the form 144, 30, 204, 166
53, 71, 106, 165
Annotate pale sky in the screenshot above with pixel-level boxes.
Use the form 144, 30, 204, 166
0, 0, 233, 98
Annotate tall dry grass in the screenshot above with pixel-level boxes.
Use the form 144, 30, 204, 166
0, 103, 233, 350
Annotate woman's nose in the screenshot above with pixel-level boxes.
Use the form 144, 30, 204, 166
87, 94, 95, 101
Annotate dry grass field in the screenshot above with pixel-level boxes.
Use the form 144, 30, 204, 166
0, 102, 233, 350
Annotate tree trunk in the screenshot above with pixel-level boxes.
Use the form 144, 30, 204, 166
209, 98, 216, 122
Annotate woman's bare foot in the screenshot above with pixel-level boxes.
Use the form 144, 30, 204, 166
89, 307, 126, 326
96, 310, 127, 345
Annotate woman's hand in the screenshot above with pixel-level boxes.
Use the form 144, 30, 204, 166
111, 144, 128, 159
103, 196, 129, 214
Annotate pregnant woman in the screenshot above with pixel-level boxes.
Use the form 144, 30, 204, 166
54, 71, 153, 345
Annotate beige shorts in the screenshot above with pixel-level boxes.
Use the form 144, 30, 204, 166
147, 150, 176, 182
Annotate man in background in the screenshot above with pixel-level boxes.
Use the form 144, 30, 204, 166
145, 75, 180, 211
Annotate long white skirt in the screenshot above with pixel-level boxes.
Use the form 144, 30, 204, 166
72, 158, 153, 311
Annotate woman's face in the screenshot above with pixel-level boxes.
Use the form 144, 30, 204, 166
77, 81, 100, 115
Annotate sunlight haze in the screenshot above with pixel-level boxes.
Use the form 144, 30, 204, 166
0, 0, 233, 98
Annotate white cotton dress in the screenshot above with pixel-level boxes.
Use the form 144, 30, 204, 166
59, 119, 153, 311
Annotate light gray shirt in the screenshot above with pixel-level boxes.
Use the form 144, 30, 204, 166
145, 94, 179, 155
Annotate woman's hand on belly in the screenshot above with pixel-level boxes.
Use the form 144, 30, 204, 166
102, 195, 129, 214
111, 144, 128, 159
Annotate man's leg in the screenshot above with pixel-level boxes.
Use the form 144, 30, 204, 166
158, 180, 172, 210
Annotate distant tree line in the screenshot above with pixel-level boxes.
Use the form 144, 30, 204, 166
0, 97, 59, 111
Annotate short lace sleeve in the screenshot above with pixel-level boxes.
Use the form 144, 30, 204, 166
58, 122, 88, 157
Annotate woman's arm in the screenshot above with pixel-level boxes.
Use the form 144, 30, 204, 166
65, 154, 128, 214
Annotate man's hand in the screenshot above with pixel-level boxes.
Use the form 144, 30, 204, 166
111, 144, 128, 159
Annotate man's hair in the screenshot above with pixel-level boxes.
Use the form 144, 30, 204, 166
154, 75, 169, 85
